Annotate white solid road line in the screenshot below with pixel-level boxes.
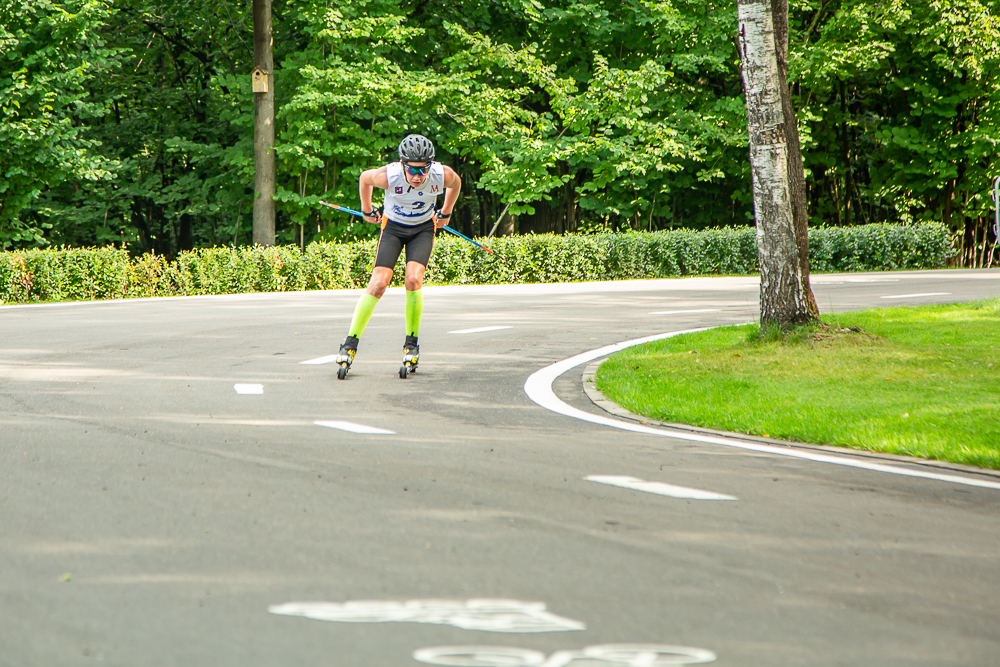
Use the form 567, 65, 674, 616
523, 331, 1000, 492
300, 354, 339, 365
448, 326, 513, 334
649, 309, 720, 315
314, 420, 395, 435
586, 475, 737, 500
881, 292, 952, 299
234, 383, 264, 395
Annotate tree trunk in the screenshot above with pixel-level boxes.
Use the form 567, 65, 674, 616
519, 199, 561, 234
838, 81, 854, 227
500, 214, 515, 236
773, 0, 819, 317
478, 189, 493, 237
252, 0, 276, 246
179, 213, 193, 251
565, 179, 576, 233
737, 0, 818, 326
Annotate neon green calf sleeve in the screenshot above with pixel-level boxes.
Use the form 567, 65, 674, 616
405, 289, 423, 337
348, 294, 379, 338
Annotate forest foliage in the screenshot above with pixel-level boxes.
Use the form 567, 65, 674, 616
1, 0, 998, 264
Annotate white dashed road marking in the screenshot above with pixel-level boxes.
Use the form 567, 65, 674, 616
234, 383, 264, 395
523, 331, 1000, 491
648, 309, 720, 315
586, 475, 737, 501
881, 292, 951, 299
299, 354, 339, 365
268, 599, 584, 633
448, 326, 513, 335
314, 421, 395, 435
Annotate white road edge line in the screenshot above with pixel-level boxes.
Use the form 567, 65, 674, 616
586, 475, 737, 500
881, 292, 951, 299
314, 420, 395, 435
234, 383, 264, 395
448, 326, 513, 334
649, 309, 720, 315
300, 354, 339, 365
523, 329, 1000, 491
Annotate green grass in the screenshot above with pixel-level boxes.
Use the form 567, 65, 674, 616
595, 298, 1000, 469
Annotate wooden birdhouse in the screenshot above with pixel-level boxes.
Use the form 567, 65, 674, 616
251, 67, 269, 93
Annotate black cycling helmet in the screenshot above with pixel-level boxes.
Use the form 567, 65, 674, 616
398, 134, 435, 162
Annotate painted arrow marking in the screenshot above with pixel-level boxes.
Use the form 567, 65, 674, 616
586, 475, 737, 501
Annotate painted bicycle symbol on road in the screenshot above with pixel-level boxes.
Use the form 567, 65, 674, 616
267, 599, 716, 665
413, 643, 717, 666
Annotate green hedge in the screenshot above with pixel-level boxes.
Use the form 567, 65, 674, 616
0, 223, 952, 304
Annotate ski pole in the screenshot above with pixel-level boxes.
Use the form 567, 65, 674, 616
318, 201, 507, 261
318, 201, 368, 218
440, 225, 508, 262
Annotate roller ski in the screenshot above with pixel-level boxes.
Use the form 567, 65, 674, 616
335, 335, 359, 380
399, 335, 419, 379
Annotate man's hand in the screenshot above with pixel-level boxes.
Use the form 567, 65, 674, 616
363, 209, 381, 224
434, 211, 451, 229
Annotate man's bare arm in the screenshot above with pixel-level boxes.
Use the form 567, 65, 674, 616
359, 167, 389, 222
435, 166, 462, 228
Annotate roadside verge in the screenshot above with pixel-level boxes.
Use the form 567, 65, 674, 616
522, 330, 1000, 491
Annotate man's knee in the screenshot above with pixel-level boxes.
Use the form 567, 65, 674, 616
404, 265, 425, 291
367, 269, 392, 297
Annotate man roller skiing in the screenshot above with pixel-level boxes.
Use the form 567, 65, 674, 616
335, 134, 462, 380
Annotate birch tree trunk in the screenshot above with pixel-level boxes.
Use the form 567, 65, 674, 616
737, 0, 819, 326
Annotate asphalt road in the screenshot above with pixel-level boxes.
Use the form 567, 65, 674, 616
2, 269, 999, 667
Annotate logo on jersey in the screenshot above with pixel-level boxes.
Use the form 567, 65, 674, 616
394, 186, 403, 194
431, 185, 441, 194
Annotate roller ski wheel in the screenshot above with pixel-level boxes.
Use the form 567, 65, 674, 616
335, 335, 359, 381
399, 335, 419, 380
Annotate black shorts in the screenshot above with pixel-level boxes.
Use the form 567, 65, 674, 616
374, 219, 435, 269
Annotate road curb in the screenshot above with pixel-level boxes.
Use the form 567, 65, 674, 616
581, 359, 1000, 483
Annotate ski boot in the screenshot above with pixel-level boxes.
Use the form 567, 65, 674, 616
336, 335, 359, 380
399, 335, 419, 379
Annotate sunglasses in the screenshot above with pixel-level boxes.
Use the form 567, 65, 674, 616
404, 163, 430, 175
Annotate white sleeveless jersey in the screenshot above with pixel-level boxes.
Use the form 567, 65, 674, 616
383, 161, 446, 225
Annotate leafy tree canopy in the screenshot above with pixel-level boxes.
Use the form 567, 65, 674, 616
1, 0, 997, 259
